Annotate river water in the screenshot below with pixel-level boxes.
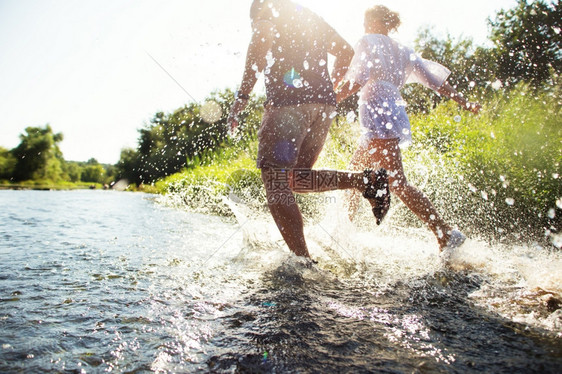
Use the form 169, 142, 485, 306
0, 190, 561, 373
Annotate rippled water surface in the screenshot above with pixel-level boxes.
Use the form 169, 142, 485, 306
0, 190, 561, 373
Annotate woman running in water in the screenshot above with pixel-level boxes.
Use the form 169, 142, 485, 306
337, 5, 481, 255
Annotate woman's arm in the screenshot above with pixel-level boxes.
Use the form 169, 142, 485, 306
437, 81, 481, 114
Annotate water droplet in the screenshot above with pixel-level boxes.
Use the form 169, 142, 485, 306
491, 80, 503, 89
454, 115, 461, 123
548, 208, 556, 219
505, 198, 515, 206
200, 100, 222, 124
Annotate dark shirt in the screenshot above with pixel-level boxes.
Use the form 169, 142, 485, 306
256, 4, 337, 107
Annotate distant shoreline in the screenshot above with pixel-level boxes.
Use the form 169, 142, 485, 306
0, 183, 157, 193
0, 184, 102, 191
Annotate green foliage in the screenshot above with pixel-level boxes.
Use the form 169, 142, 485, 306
81, 163, 106, 183
63, 162, 82, 182
157, 84, 560, 246
115, 148, 140, 185
2, 126, 117, 187
117, 89, 264, 185
489, 0, 561, 88
0, 147, 17, 180
408, 83, 561, 241
400, 0, 561, 113
157, 144, 262, 216
11, 124, 65, 182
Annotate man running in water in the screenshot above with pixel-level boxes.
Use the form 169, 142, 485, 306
228, 0, 390, 258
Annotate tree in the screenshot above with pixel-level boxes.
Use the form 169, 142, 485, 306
119, 89, 264, 185
115, 147, 140, 185
103, 163, 117, 184
11, 124, 65, 181
0, 147, 17, 180
404, 27, 496, 113
489, 0, 561, 87
63, 162, 82, 182
81, 163, 106, 183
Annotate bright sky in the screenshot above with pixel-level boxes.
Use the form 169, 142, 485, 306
0, 0, 517, 164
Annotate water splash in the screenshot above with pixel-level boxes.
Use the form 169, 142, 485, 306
213, 187, 562, 338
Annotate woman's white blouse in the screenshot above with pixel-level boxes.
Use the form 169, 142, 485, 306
345, 34, 451, 145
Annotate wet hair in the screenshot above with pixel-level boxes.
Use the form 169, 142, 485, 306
365, 5, 401, 33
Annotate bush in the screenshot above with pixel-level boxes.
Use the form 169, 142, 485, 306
156, 144, 263, 216
408, 83, 560, 243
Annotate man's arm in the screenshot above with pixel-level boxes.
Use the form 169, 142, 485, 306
227, 20, 275, 131
327, 32, 354, 89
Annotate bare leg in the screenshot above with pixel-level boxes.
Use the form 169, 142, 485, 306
261, 167, 369, 257
261, 168, 310, 257
345, 143, 375, 221
257, 106, 385, 257
350, 138, 453, 249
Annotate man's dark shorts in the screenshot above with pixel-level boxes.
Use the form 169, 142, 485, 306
257, 103, 336, 169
